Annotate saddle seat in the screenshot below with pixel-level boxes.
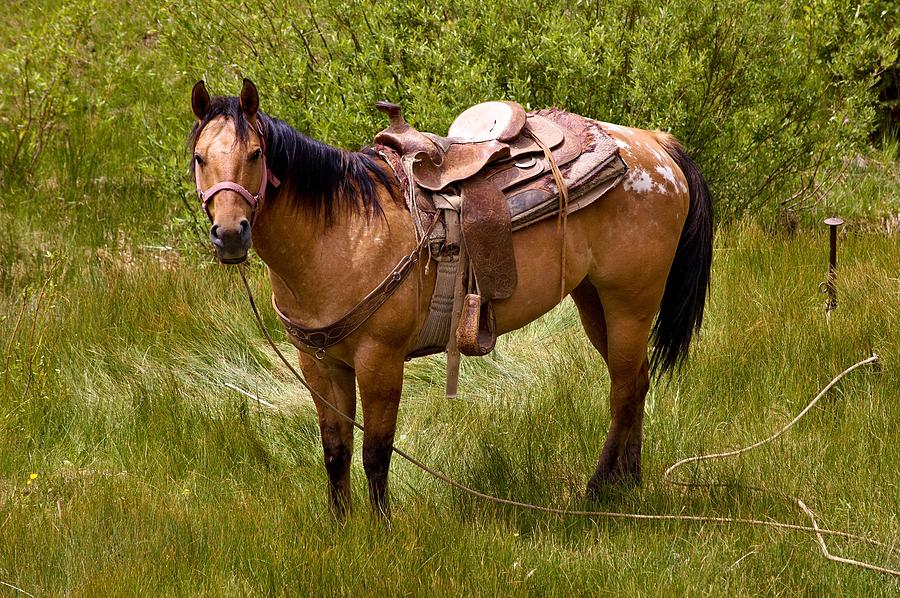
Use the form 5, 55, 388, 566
375, 101, 529, 192
446, 100, 527, 143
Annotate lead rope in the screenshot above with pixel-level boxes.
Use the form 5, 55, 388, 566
237, 265, 898, 577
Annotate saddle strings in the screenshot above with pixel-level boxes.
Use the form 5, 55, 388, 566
525, 129, 570, 301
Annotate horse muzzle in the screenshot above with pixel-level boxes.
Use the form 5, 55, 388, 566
210, 219, 252, 263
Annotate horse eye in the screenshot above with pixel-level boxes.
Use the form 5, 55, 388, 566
194, 153, 204, 166
249, 148, 262, 161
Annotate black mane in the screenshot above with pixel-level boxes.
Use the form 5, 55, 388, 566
188, 96, 394, 223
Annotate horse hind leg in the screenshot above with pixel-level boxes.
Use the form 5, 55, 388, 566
573, 280, 651, 496
571, 280, 609, 362
589, 354, 649, 492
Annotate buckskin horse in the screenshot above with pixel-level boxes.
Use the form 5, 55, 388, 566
188, 79, 713, 516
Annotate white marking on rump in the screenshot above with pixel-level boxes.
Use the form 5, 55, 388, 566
654, 164, 679, 193
603, 123, 690, 197
650, 147, 668, 162
623, 168, 654, 194
656, 165, 676, 184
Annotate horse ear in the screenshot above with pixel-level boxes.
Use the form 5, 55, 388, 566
191, 80, 211, 121
240, 78, 259, 118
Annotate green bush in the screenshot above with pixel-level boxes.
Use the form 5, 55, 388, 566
0, 2, 96, 184
0, 0, 895, 228
0, 0, 200, 249
158, 0, 894, 220
803, 0, 899, 142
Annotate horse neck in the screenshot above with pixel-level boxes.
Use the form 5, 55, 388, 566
251, 175, 414, 327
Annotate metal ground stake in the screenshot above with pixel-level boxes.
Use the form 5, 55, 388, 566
821, 217, 844, 321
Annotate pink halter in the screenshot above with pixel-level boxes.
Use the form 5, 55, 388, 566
195, 124, 281, 224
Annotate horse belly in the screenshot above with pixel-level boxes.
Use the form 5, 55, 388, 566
491, 209, 597, 335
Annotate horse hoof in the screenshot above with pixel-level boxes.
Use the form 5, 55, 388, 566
585, 470, 641, 501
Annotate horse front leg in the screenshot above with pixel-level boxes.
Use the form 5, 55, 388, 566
299, 352, 357, 516
355, 346, 406, 518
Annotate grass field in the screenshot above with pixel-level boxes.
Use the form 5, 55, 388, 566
2, 220, 899, 595
2, 0, 900, 595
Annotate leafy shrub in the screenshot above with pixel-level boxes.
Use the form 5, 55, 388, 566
0, 0, 895, 226
0, 0, 200, 249
159, 0, 893, 220
0, 3, 96, 184
803, 0, 899, 142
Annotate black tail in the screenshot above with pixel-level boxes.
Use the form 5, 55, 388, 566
650, 137, 714, 376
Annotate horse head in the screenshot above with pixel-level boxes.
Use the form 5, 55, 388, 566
189, 78, 277, 263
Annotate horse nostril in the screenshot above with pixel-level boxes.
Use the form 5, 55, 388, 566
209, 224, 228, 249
239, 218, 252, 245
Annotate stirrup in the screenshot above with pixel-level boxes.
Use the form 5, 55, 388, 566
456, 293, 497, 356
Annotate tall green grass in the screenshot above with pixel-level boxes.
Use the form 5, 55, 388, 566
1, 223, 898, 595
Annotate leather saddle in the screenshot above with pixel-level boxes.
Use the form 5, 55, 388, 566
374, 101, 613, 358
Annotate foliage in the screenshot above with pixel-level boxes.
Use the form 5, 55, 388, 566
0, 2, 97, 184
803, 0, 899, 141
1, 0, 896, 224
0, 0, 207, 252
157, 0, 898, 219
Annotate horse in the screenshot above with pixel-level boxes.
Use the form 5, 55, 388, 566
188, 79, 713, 517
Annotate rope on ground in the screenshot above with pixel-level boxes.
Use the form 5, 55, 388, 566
663, 353, 899, 577
237, 265, 898, 578
663, 354, 880, 480
0, 580, 35, 598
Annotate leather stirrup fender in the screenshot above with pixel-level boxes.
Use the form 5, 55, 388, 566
460, 178, 517, 301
